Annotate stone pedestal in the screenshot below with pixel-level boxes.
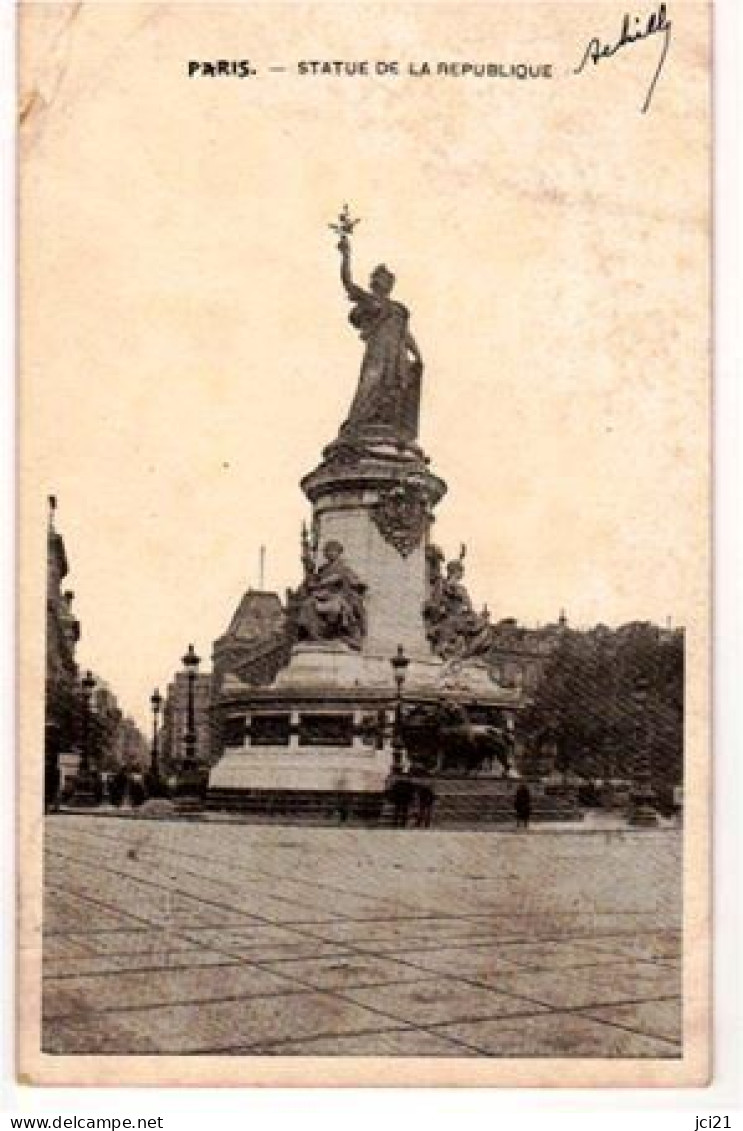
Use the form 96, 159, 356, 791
300, 444, 446, 661
208, 439, 517, 807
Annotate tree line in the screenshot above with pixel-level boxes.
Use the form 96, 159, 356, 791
517, 621, 684, 788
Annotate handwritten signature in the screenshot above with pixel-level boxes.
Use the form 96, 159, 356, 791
574, 3, 672, 112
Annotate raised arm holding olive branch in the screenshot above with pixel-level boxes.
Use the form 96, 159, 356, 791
330, 210, 424, 445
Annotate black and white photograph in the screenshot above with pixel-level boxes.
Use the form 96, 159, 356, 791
17, 0, 711, 1086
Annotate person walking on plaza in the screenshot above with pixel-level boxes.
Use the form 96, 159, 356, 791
415, 783, 436, 828
514, 782, 532, 830
388, 776, 415, 828
336, 793, 350, 824
128, 774, 146, 808
109, 766, 128, 808
91, 770, 104, 806
44, 753, 60, 813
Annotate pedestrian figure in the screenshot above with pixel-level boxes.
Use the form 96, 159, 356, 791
337, 794, 350, 824
44, 754, 60, 813
415, 784, 436, 828
92, 770, 104, 806
129, 775, 146, 808
514, 782, 532, 829
144, 769, 168, 800
109, 767, 129, 808
388, 776, 415, 828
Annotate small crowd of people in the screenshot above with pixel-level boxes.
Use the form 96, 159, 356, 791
106, 767, 151, 808
385, 777, 533, 830
44, 759, 189, 812
45, 755, 535, 828
386, 777, 436, 828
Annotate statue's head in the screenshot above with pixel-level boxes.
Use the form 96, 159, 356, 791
323, 539, 344, 562
446, 560, 465, 580
370, 264, 395, 297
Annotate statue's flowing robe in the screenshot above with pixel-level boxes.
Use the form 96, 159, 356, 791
341, 295, 420, 443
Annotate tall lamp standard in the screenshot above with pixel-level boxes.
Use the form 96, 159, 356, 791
150, 687, 163, 782
80, 670, 96, 776
71, 669, 97, 806
390, 645, 410, 775
181, 644, 201, 772
628, 676, 658, 827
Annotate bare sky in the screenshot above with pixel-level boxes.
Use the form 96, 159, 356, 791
21, 2, 709, 729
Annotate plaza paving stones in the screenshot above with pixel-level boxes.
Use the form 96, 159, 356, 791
575, 932, 681, 962
193, 940, 359, 965
45, 992, 425, 1056
42, 816, 682, 1057
342, 978, 550, 1027
80, 928, 207, 956
435, 1013, 681, 1058
584, 999, 683, 1045
458, 964, 680, 1011
41, 934, 99, 960
248, 1027, 478, 1056
43, 963, 301, 1019
42, 949, 253, 980
256, 953, 435, 990
478, 940, 648, 971
374, 945, 526, 980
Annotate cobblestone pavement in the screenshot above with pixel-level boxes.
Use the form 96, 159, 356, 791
41, 816, 682, 1057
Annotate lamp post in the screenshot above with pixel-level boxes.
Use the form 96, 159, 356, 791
628, 676, 658, 827
80, 670, 96, 775
390, 644, 410, 775
71, 669, 97, 806
150, 687, 162, 782
181, 644, 200, 771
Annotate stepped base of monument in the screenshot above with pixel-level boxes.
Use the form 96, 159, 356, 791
207, 749, 391, 795
418, 778, 581, 824
206, 788, 386, 823
206, 779, 581, 825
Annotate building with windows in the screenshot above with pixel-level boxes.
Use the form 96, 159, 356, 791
158, 671, 215, 771
45, 498, 148, 798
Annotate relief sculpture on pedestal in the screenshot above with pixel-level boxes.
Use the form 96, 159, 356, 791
371, 479, 431, 557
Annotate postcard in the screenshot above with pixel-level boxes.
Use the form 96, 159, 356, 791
18, 0, 710, 1086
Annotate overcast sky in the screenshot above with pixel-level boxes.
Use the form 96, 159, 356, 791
21, 3, 709, 729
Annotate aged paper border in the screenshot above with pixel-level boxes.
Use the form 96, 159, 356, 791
16, 0, 712, 1087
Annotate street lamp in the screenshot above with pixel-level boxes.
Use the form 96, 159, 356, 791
390, 644, 410, 775
628, 676, 658, 827
150, 687, 163, 781
70, 669, 97, 806
181, 644, 201, 771
80, 669, 96, 775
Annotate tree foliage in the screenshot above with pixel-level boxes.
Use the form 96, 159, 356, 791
519, 622, 684, 787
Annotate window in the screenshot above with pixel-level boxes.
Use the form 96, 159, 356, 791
298, 714, 354, 747
250, 714, 291, 746
223, 715, 246, 746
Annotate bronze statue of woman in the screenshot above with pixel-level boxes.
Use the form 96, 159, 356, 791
336, 230, 423, 445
